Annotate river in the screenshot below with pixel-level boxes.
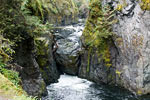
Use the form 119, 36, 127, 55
42, 19, 150, 100
42, 74, 150, 100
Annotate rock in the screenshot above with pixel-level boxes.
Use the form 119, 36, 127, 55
52, 27, 76, 39
81, 0, 150, 95
22, 76, 47, 97
110, 0, 150, 95
78, 43, 118, 85
36, 34, 60, 85
44, 0, 79, 26
79, 0, 118, 86
55, 53, 80, 75
14, 37, 47, 97
54, 23, 84, 75
43, 0, 89, 25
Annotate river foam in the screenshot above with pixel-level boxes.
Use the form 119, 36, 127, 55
42, 74, 142, 100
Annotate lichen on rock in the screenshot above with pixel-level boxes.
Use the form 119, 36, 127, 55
141, 0, 150, 10
35, 34, 60, 85
79, 0, 118, 84
81, 0, 117, 69
80, 0, 150, 96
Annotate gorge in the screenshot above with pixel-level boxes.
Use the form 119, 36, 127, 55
0, 0, 150, 100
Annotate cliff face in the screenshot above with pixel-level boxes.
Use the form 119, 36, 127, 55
110, 0, 150, 95
80, 0, 150, 95
2, 0, 89, 97
14, 37, 47, 97
0, 0, 78, 97
79, 0, 117, 84
0, 0, 47, 97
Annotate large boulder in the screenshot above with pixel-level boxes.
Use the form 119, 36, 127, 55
54, 23, 84, 75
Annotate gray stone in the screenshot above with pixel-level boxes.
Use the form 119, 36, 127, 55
106, 0, 150, 94
79, 43, 118, 85
14, 37, 47, 97
54, 22, 84, 75
36, 34, 60, 85
80, 0, 150, 95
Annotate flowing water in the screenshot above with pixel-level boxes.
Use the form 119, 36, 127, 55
55, 19, 84, 56
43, 20, 150, 100
42, 74, 150, 100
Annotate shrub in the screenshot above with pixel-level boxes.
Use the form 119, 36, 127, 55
0, 62, 21, 88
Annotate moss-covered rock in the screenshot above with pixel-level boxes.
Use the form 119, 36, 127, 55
35, 34, 60, 85
81, 0, 150, 96
13, 37, 47, 97
0, 0, 50, 97
43, 0, 79, 25
81, 0, 116, 70
79, 0, 118, 84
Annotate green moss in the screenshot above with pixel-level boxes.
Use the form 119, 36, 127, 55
41, 0, 79, 24
0, 63, 21, 88
39, 80, 46, 95
0, 73, 37, 100
116, 4, 123, 11
116, 0, 127, 11
87, 48, 92, 72
38, 58, 47, 67
35, 36, 50, 69
141, 0, 150, 10
137, 90, 143, 95
108, 74, 115, 82
82, 0, 117, 68
116, 70, 121, 77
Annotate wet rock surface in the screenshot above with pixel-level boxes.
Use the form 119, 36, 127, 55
54, 20, 85, 75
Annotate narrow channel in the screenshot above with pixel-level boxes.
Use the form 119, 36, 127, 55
42, 74, 148, 100
42, 19, 150, 100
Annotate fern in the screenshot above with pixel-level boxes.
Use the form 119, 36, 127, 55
21, 0, 49, 20
82, 0, 117, 67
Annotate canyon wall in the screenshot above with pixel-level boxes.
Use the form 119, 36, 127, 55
80, 0, 150, 95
